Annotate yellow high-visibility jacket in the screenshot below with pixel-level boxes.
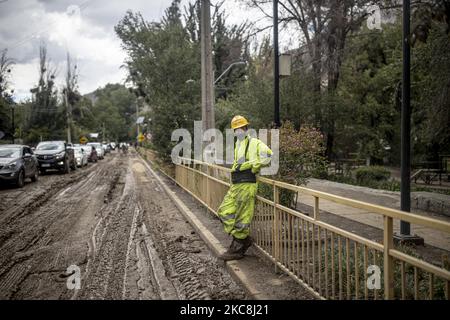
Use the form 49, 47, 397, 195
231, 135, 273, 174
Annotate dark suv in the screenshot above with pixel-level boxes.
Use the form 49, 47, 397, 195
0, 144, 39, 187
35, 141, 77, 174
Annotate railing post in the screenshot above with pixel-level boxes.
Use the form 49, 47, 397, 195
206, 165, 210, 208
175, 164, 178, 184
384, 215, 394, 299
273, 183, 279, 273
314, 196, 319, 220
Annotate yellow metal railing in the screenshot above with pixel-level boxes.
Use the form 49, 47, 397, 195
174, 157, 450, 300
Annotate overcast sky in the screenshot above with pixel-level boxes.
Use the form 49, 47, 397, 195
1, 0, 280, 102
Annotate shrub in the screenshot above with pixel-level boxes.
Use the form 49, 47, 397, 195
278, 121, 327, 184
263, 121, 328, 208
355, 166, 391, 185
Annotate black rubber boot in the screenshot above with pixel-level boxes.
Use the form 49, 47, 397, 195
234, 236, 252, 256
219, 238, 245, 261
240, 236, 253, 253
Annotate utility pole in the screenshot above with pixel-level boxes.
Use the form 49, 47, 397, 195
273, 0, 280, 128
65, 89, 72, 144
65, 52, 73, 144
136, 102, 139, 138
200, 0, 215, 132
11, 105, 14, 144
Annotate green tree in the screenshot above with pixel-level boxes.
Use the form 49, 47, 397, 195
82, 84, 137, 142
0, 50, 14, 141
115, 0, 253, 158
116, 4, 201, 158
336, 16, 450, 165
336, 23, 401, 164
26, 44, 63, 143
241, 0, 380, 159
411, 20, 450, 162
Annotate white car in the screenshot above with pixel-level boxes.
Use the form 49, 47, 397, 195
87, 142, 104, 159
73, 146, 88, 167
102, 143, 110, 154
79, 145, 92, 161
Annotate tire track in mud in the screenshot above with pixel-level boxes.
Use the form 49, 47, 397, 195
0, 154, 127, 299
130, 155, 246, 300
78, 160, 175, 300
0, 162, 101, 241
0, 151, 246, 300
77, 166, 138, 300
122, 210, 175, 300
0, 159, 120, 268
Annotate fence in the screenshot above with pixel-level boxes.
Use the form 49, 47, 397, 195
174, 157, 450, 300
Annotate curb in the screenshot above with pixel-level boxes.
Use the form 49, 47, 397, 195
138, 154, 268, 300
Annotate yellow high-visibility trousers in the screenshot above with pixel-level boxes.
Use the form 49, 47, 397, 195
217, 182, 258, 239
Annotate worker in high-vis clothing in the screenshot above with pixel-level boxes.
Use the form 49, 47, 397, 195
218, 115, 273, 261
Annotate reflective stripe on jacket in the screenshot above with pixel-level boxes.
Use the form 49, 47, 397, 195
231, 135, 273, 174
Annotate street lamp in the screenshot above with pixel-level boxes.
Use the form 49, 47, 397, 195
395, 0, 423, 245
185, 61, 248, 101
186, 61, 247, 87
400, 0, 411, 238
273, 1, 292, 127
214, 61, 247, 85
214, 61, 247, 100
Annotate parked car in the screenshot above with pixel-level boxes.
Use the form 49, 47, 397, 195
102, 143, 111, 154
79, 145, 94, 162
87, 142, 104, 159
0, 144, 39, 187
35, 141, 77, 174
73, 146, 88, 167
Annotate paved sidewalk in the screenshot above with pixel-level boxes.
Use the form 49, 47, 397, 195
298, 178, 450, 251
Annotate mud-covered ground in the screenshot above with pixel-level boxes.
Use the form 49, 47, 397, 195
0, 150, 245, 300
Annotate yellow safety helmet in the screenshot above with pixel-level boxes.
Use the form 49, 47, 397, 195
231, 115, 249, 129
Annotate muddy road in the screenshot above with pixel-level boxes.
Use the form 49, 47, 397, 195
0, 151, 245, 300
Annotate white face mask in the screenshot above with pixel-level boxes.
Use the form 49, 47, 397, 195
235, 128, 246, 141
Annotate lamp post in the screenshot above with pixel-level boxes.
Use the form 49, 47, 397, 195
136, 102, 139, 139
400, 0, 411, 237
395, 0, 423, 245
64, 88, 72, 144
273, 0, 280, 128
